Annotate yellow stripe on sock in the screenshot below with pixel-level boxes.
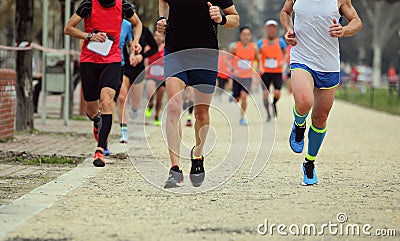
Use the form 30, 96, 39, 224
193, 154, 202, 159
306, 154, 316, 161
310, 124, 327, 134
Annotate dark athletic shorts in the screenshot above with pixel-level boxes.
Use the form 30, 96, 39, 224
217, 77, 229, 90
113, 66, 125, 102
261, 73, 283, 91
232, 77, 252, 98
164, 48, 218, 94
80, 62, 121, 102
124, 63, 145, 85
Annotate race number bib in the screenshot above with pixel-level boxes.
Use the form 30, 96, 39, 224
238, 59, 251, 70
149, 65, 164, 76
264, 58, 278, 69
87, 38, 113, 57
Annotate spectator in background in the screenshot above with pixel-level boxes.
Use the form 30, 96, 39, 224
350, 64, 359, 90
388, 64, 398, 95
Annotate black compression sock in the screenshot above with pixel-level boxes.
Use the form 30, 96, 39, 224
98, 114, 112, 149
120, 123, 127, 128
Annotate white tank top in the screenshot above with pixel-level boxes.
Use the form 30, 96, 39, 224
290, 0, 341, 72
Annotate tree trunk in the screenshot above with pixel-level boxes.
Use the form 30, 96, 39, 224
15, 0, 34, 131
372, 44, 382, 88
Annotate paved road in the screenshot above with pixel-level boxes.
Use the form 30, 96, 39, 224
1, 92, 399, 241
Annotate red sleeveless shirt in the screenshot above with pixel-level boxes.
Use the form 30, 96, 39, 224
146, 47, 165, 81
80, 0, 122, 63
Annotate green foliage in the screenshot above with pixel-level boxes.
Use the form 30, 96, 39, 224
336, 87, 400, 115
2, 153, 83, 166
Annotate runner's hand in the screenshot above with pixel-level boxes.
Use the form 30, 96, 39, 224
130, 54, 139, 67
329, 18, 343, 38
91, 32, 107, 42
284, 29, 297, 46
131, 42, 142, 55
207, 2, 222, 24
157, 19, 167, 35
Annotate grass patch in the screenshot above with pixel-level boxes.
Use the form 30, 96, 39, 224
336, 87, 400, 116
1, 151, 83, 166
16, 156, 81, 165
30, 128, 41, 135
73, 115, 90, 121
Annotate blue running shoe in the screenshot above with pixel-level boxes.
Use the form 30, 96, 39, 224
239, 118, 248, 126
302, 160, 318, 186
104, 147, 112, 156
120, 128, 128, 143
289, 121, 306, 153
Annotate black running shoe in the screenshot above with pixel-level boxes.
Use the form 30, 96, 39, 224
190, 147, 205, 187
164, 166, 184, 188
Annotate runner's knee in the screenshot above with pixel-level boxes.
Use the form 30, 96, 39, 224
117, 90, 127, 106
294, 95, 313, 114
194, 107, 209, 123
274, 90, 281, 98
311, 112, 328, 128
86, 106, 98, 118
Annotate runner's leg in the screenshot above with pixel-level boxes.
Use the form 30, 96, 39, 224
117, 75, 131, 143
165, 77, 186, 167
192, 89, 213, 157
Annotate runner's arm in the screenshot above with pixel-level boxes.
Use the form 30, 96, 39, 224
64, 14, 106, 42
157, 0, 169, 34
221, 5, 240, 29
337, 0, 362, 37
142, 28, 158, 58
280, 0, 296, 46
127, 13, 143, 54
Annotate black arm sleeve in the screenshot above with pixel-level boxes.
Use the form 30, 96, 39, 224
122, 0, 135, 19
141, 27, 158, 59
212, 0, 233, 9
76, 0, 92, 18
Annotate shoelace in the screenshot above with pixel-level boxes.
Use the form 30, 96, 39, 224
304, 162, 314, 179
295, 125, 306, 142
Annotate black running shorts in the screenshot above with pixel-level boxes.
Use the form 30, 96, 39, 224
261, 73, 283, 91
80, 62, 121, 102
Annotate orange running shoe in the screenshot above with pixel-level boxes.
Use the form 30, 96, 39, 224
93, 150, 105, 167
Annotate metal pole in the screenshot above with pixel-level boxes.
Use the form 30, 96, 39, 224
63, 0, 71, 125
41, 0, 48, 124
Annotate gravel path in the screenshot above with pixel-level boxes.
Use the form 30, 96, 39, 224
2, 92, 399, 241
